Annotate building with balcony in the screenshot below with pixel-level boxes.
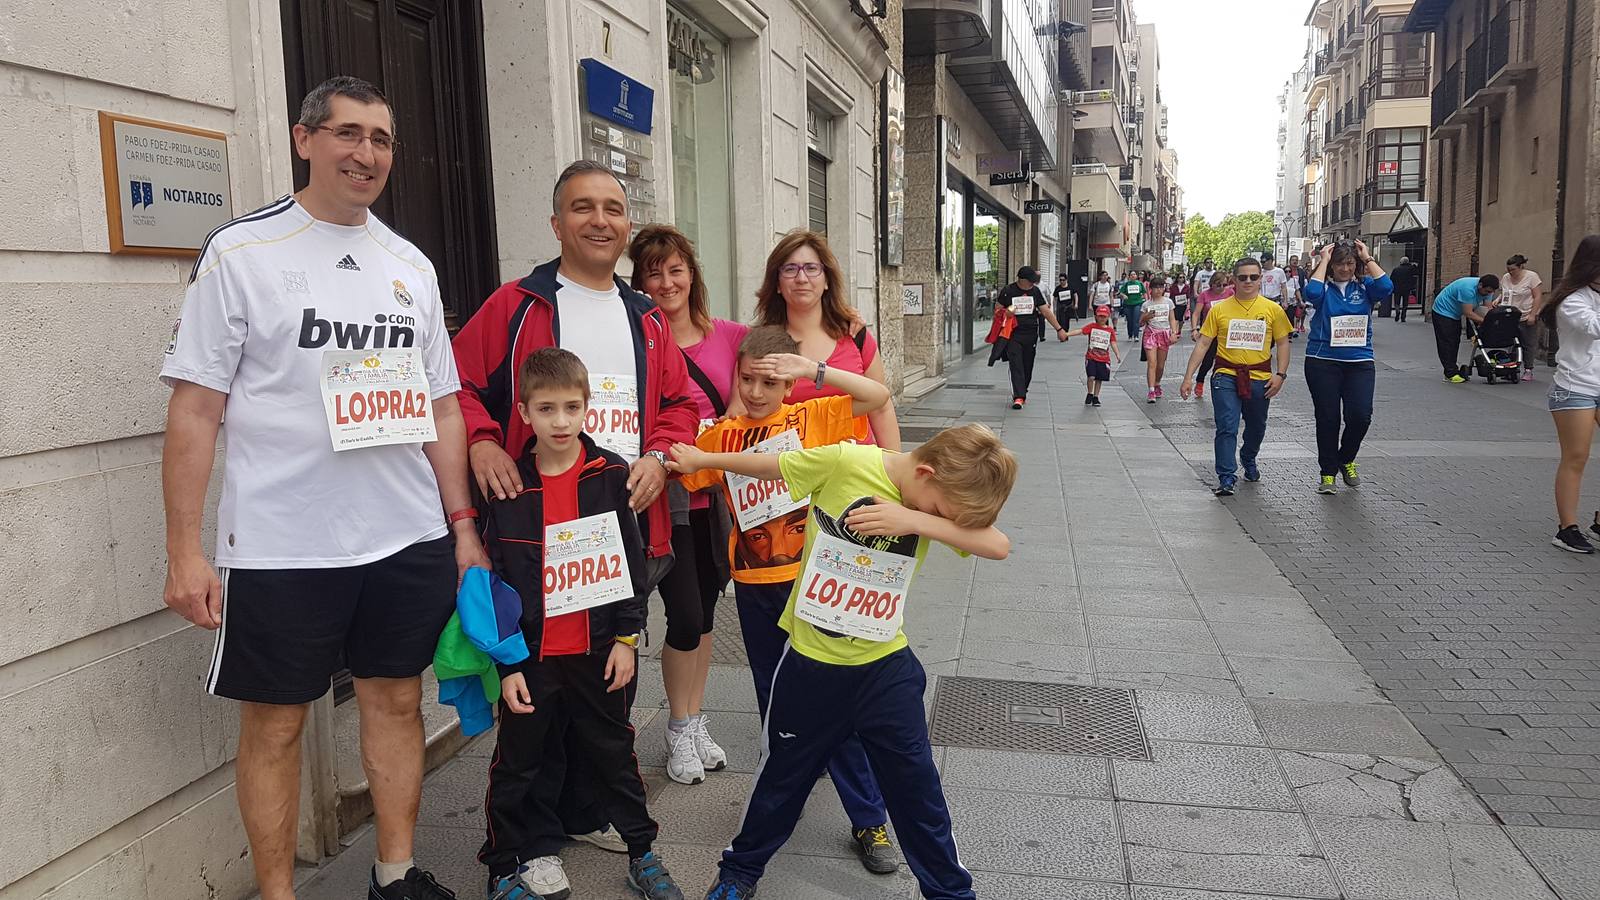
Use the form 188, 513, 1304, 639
1406, 0, 1595, 308
1277, 59, 1313, 262
902, 0, 1089, 376
1304, 0, 1431, 271
1129, 22, 1172, 272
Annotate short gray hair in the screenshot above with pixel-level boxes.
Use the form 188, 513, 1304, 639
298, 76, 390, 129
552, 160, 627, 214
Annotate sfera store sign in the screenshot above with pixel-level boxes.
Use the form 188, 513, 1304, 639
98, 111, 233, 256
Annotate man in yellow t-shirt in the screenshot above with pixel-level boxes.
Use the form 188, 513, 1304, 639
1180, 257, 1292, 496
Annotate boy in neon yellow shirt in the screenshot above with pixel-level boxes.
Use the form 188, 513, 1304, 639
668, 425, 1017, 900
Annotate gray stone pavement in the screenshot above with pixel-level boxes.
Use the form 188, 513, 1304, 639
289, 330, 1591, 899
1118, 313, 1600, 898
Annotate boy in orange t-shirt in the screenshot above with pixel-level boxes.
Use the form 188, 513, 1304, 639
679, 325, 900, 866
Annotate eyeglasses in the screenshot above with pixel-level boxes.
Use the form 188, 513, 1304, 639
1235, 273, 1262, 282
308, 125, 398, 154
779, 262, 824, 279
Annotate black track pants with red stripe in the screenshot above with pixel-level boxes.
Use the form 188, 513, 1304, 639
479, 652, 656, 874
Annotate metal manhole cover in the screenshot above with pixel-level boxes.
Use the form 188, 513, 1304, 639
929, 676, 1151, 760
900, 425, 942, 443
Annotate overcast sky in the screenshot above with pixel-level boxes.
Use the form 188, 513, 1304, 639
1133, 0, 1312, 223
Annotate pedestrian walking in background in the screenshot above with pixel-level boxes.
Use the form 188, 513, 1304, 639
629, 225, 741, 788
1065, 305, 1122, 407
1390, 257, 1418, 322
1430, 274, 1497, 382
1119, 271, 1148, 340
995, 265, 1070, 409
1189, 271, 1234, 401
1056, 272, 1076, 327
1169, 272, 1192, 332
1499, 254, 1544, 381
1140, 276, 1181, 402
1540, 234, 1600, 553
1180, 258, 1293, 496
1302, 241, 1391, 495
1195, 258, 1216, 295
759, 230, 901, 448
1091, 270, 1115, 308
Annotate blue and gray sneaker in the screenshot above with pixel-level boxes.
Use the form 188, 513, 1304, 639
627, 852, 684, 900
1214, 478, 1236, 497
704, 878, 757, 900
1242, 463, 1261, 482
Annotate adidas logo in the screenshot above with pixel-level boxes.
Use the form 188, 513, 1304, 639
335, 254, 361, 271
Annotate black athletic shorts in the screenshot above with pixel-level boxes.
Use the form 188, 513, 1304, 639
1086, 359, 1111, 382
207, 536, 457, 704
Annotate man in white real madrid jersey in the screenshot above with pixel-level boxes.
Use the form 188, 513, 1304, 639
160, 76, 484, 900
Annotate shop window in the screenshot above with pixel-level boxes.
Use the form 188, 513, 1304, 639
667, 5, 735, 317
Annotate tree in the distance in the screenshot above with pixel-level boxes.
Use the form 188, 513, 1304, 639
1184, 211, 1274, 269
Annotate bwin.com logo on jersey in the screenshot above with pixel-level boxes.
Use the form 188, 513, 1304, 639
129, 179, 154, 208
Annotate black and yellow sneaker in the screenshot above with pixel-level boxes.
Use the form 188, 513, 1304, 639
852, 825, 899, 874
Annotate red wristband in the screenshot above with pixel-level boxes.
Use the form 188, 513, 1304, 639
447, 508, 479, 524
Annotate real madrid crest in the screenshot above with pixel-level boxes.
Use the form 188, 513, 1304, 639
393, 279, 415, 308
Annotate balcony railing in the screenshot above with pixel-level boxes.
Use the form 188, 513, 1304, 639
1431, 61, 1461, 131
1119, 164, 1135, 182
1464, 34, 1487, 100
1487, 0, 1537, 86
1363, 64, 1431, 103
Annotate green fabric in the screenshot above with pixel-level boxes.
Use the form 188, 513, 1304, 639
432, 611, 501, 704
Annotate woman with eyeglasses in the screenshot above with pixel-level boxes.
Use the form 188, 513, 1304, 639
757, 230, 901, 449
1301, 240, 1392, 495
1499, 254, 1544, 381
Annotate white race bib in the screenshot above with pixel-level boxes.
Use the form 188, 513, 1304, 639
725, 430, 808, 531
697, 418, 717, 437
1012, 293, 1035, 315
543, 511, 635, 617
320, 348, 436, 451
1152, 315, 1170, 331
1330, 315, 1369, 347
1224, 318, 1269, 352
1089, 330, 1112, 352
586, 373, 641, 462
794, 525, 916, 642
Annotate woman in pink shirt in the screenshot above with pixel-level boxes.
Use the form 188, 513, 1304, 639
1189, 271, 1234, 399
630, 225, 744, 786
756, 230, 901, 448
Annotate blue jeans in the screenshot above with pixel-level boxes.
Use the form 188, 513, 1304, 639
1123, 303, 1143, 339
1305, 358, 1375, 476
1211, 373, 1270, 482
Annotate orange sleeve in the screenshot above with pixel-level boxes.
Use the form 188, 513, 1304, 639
803, 395, 859, 447
679, 422, 729, 492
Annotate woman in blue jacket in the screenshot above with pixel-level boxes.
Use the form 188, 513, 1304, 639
1302, 240, 1393, 494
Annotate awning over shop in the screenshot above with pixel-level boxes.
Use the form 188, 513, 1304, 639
1389, 201, 1429, 238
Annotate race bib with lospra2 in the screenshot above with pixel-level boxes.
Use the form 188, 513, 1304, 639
725, 430, 807, 531
1224, 318, 1269, 351
320, 348, 436, 451
795, 527, 917, 641
586, 373, 641, 462
1089, 330, 1112, 351
1012, 293, 1035, 315
543, 511, 635, 616
1330, 315, 1369, 347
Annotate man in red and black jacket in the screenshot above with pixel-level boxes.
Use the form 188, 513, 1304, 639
453, 160, 698, 572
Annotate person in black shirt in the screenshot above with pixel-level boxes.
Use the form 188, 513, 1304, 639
996, 265, 1068, 409
1390, 257, 1418, 322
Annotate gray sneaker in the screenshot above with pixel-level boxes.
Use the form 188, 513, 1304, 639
852, 825, 899, 874
627, 851, 684, 900
1340, 462, 1361, 486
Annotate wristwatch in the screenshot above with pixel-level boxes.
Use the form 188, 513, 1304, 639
645, 449, 668, 467
613, 633, 640, 648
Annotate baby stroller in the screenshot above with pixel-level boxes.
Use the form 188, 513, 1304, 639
1469, 305, 1525, 384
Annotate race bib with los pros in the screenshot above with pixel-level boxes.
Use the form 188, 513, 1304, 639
586, 373, 641, 462
794, 527, 917, 642
320, 348, 436, 451
543, 511, 634, 617
1224, 318, 1269, 352
1330, 315, 1369, 347
725, 430, 807, 532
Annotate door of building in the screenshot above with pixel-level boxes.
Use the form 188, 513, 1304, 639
281, 0, 500, 330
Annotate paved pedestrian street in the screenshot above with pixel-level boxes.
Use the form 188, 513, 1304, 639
293, 321, 1598, 899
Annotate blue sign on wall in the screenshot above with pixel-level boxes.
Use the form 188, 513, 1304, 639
580, 58, 655, 135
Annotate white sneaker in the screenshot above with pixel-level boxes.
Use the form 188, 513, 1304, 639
519, 855, 571, 899
567, 823, 627, 853
665, 722, 706, 785
691, 714, 728, 772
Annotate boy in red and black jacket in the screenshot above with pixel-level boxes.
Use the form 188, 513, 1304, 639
477, 348, 685, 900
